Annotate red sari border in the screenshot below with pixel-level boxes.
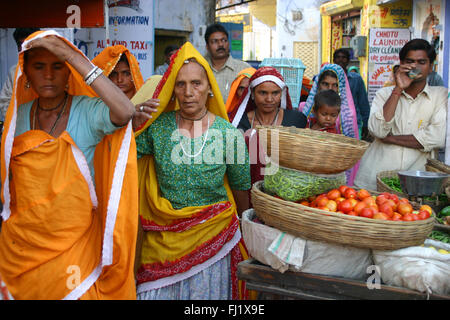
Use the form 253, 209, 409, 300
140, 202, 232, 233
137, 214, 239, 284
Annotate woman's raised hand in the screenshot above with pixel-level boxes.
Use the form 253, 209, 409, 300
25, 35, 77, 63
132, 98, 159, 131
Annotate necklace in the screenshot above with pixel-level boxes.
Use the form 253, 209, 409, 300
252, 108, 280, 128
177, 112, 210, 158
37, 92, 68, 112
33, 93, 69, 136
178, 108, 208, 121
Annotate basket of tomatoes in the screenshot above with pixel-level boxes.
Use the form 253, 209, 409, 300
252, 181, 435, 250
256, 126, 369, 174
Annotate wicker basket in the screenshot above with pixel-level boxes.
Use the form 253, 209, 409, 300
257, 126, 369, 174
426, 159, 450, 174
376, 171, 408, 198
251, 181, 434, 250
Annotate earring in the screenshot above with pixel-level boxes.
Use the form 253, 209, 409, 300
171, 95, 175, 101
25, 81, 30, 89
209, 92, 214, 97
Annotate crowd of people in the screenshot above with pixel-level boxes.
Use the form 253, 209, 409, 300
0, 24, 448, 300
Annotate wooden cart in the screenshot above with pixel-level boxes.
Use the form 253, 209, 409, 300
238, 259, 450, 300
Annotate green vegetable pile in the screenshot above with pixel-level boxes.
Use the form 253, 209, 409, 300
429, 230, 450, 243
435, 206, 450, 224
381, 177, 403, 193
264, 164, 346, 202
381, 176, 448, 203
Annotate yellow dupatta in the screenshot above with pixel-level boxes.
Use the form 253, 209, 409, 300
0, 30, 138, 300
133, 42, 250, 299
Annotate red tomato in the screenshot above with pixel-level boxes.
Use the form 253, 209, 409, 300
357, 189, 371, 200
347, 211, 358, 216
402, 213, 414, 221
316, 197, 329, 208
392, 213, 403, 221
354, 201, 367, 215
411, 213, 420, 221
363, 196, 376, 206
378, 203, 394, 218
389, 194, 399, 203
373, 212, 390, 220
368, 204, 379, 214
325, 200, 338, 212
338, 199, 353, 214
418, 210, 431, 220
338, 185, 349, 195
327, 189, 341, 200
384, 199, 398, 211
376, 195, 388, 206
360, 208, 374, 219
397, 203, 413, 215
344, 188, 357, 199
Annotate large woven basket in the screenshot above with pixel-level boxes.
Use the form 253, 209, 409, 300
251, 181, 434, 250
376, 170, 408, 198
256, 126, 369, 174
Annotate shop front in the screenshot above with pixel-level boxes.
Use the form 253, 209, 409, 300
320, 0, 413, 104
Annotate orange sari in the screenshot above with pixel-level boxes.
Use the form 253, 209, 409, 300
225, 67, 256, 113
0, 30, 138, 300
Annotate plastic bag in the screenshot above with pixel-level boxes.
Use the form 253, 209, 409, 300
242, 209, 372, 279
373, 239, 450, 295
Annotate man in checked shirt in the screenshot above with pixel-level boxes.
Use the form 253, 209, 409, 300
204, 23, 251, 104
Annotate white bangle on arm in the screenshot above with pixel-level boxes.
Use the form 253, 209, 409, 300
84, 66, 103, 86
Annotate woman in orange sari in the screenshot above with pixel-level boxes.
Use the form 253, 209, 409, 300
92, 45, 144, 99
132, 42, 252, 300
0, 30, 138, 300
225, 67, 256, 114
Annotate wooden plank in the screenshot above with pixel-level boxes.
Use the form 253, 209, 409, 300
246, 282, 336, 300
238, 259, 450, 300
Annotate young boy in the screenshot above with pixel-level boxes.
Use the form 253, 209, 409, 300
308, 89, 341, 133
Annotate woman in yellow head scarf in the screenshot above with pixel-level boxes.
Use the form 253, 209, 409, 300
0, 30, 138, 300
132, 42, 251, 300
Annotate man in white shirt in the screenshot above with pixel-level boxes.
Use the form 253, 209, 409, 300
0, 28, 40, 121
354, 39, 448, 190
203, 23, 251, 103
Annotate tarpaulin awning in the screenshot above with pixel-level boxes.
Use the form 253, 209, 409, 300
320, 0, 364, 16
249, 0, 276, 27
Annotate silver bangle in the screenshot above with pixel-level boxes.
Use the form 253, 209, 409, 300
85, 66, 103, 86
84, 66, 99, 82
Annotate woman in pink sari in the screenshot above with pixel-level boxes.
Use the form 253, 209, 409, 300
299, 63, 360, 185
